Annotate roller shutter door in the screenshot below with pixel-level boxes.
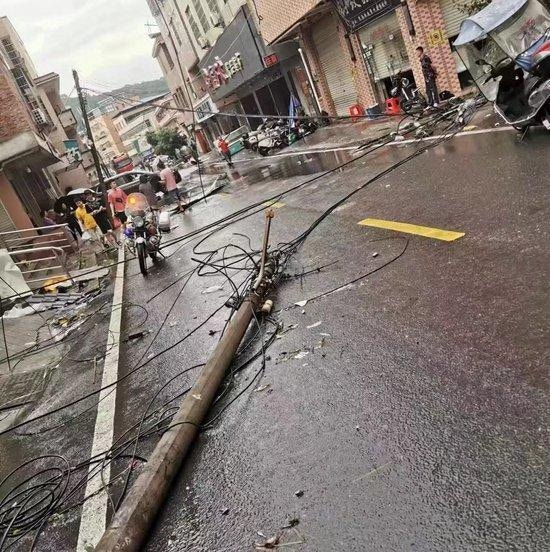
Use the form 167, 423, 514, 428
359, 12, 409, 82
0, 201, 17, 236
312, 14, 357, 116
440, 0, 467, 39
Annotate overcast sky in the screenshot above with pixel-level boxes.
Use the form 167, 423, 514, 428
2, 0, 163, 95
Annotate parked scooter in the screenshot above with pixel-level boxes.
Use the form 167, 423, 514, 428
390, 74, 427, 114
454, 0, 550, 133
123, 193, 164, 275
257, 119, 286, 156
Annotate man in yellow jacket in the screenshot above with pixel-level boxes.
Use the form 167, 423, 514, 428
75, 199, 103, 244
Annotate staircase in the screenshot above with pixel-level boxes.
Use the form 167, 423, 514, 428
0, 224, 77, 291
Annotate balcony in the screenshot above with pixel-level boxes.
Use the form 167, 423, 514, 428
58, 108, 77, 131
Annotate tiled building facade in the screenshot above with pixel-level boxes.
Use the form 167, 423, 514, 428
254, 0, 466, 117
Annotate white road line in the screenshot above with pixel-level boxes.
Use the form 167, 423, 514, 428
387, 125, 514, 145
76, 247, 125, 552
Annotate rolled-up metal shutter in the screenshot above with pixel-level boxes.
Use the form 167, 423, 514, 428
440, 0, 467, 39
312, 14, 357, 116
358, 12, 409, 82
0, 201, 16, 234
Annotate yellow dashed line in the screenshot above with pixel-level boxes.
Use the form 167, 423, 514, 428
358, 218, 465, 242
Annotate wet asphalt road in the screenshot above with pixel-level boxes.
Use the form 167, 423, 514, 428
112, 124, 550, 552
3, 119, 547, 551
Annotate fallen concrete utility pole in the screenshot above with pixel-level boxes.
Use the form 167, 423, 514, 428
95, 212, 276, 552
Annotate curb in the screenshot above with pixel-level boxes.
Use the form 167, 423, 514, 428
76, 246, 125, 552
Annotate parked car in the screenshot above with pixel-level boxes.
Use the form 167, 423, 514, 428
104, 170, 156, 194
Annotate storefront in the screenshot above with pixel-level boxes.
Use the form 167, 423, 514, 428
358, 11, 411, 98
440, 0, 470, 87
332, 0, 410, 102
198, 5, 298, 131
311, 12, 358, 116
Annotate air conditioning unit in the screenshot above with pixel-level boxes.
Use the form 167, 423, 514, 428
210, 14, 223, 28
197, 36, 210, 49
32, 108, 49, 126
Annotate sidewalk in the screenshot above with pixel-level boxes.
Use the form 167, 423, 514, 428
0, 247, 115, 432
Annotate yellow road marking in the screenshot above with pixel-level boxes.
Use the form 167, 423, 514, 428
263, 201, 285, 209
358, 218, 465, 242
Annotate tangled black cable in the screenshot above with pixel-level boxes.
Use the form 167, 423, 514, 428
0, 98, 478, 550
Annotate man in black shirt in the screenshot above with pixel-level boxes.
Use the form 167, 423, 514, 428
416, 46, 439, 107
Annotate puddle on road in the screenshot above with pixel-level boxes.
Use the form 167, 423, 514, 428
231, 149, 356, 183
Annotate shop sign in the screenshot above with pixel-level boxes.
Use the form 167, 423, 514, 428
194, 97, 218, 123
202, 54, 244, 93
263, 53, 279, 67
331, 0, 401, 33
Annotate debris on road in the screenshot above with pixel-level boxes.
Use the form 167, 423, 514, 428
202, 284, 224, 294
372, 252, 379, 258
294, 351, 309, 360
221, 507, 230, 515
295, 490, 304, 498
255, 384, 270, 392
295, 300, 308, 307
306, 321, 322, 329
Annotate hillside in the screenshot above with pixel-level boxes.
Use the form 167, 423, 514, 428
62, 77, 169, 129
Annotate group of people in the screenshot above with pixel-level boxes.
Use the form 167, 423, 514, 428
45, 163, 188, 250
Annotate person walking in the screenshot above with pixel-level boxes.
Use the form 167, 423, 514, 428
416, 46, 439, 107
75, 199, 104, 248
158, 160, 185, 211
107, 181, 128, 225
217, 136, 233, 168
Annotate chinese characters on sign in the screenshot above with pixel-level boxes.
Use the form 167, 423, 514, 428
331, 0, 401, 33
203, 53, 244, 92
263, 53, 279, 67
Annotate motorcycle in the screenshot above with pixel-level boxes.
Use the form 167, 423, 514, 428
257, 119, 286, 156
390, 74, 427, 114
453, 0, 550, 132
123, 192, 162, 275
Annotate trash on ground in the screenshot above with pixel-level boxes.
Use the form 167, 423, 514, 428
295, 490, 304, 497
372, 252, 379, 258
208, 329, 219, 336
255, 384, 270, 392
320, 332, 331, 337
295, 300, 308, 307
2, 304, 47, 319
221, 507, 230, 515
202, 284, 224, 294
294, 351, 309, 360
283, 518, 300, 529
306, 321, 322, 329
463, 125, 478, 131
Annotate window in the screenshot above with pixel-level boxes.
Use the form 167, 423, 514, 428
170, 19, 182, 46
191, 0, 210, 33
161, 44, 174, 70
186, 7, 202, 41
205, 0, 220, 18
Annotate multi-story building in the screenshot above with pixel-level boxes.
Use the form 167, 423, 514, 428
253, 0, 468, 116
147, 0, 303, 149
89, 113, 127, 164
112, 94, 168, 161
0, 16, 92, 233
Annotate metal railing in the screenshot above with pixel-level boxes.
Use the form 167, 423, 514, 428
8, 246, 74, 288
0, 224, 74, 253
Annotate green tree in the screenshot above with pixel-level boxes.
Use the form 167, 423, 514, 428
453, 0, 491, 15
145, 128, 186, 158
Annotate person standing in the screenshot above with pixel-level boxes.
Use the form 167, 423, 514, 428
107, 181, 128, 225
217, 136, 233, 168
158, 160, 185, 211
416, 46, 439, 107
138, 174, 159, 211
